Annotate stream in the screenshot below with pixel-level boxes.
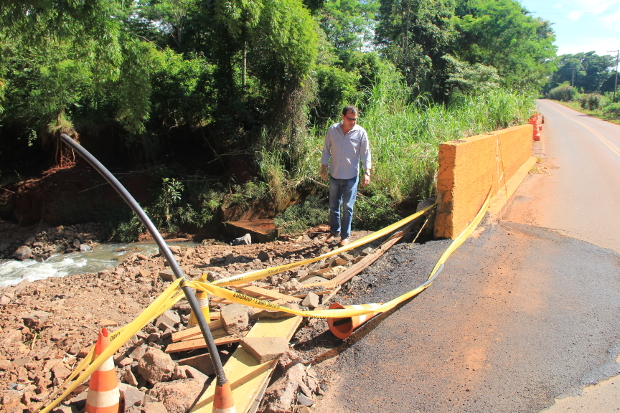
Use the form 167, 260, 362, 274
0, 241, 197, 288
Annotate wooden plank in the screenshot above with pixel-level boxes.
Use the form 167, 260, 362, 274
190, 316, 302, 413
170, 320, 223, 343
165, 329, 244, 353
301, 223, 415, 290
236, 286, 301, 303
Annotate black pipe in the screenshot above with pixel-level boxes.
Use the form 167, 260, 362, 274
59, 134, 228, 384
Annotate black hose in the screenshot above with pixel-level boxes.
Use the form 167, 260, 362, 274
59, 133, 228, 384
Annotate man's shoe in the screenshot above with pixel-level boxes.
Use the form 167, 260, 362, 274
339, 238, 350, 246
326, 233, 339, 243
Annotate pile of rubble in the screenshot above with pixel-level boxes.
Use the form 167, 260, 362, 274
0, 229, 379, 413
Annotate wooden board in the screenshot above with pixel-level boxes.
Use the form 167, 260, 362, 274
190, 316, 302, 413
165, 329, 244, 353
170, 320, 223, 343
235, 286, 301, 303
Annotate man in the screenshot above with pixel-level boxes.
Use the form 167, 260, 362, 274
320, 105, 371, 247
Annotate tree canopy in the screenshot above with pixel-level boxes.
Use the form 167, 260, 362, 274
0, 0, 557, 173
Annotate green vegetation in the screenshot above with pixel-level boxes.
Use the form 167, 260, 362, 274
544, 52, 619, 124
0, 0, 554, 240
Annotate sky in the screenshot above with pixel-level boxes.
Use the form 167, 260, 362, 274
519, 0, 620, 60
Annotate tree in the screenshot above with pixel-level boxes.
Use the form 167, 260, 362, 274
452, 0, 556, 92
317, 0, 379, 63
547, 52, 616, 94
0, 0, 156, 165
375, 0, 456, 100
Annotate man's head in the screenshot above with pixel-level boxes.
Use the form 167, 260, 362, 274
341, 105, 358, 126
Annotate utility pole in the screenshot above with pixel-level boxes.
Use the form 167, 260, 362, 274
609, 50, 619, 102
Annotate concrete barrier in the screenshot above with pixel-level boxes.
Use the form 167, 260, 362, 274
434, 124, 533, 239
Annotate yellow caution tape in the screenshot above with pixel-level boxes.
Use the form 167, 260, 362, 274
187, 191, 491, 319
212, 202, 437, 287
40, 192, 487, 412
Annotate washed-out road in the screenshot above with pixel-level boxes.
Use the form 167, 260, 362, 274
312, 100, 620, 412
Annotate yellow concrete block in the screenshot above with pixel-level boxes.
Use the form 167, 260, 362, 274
434, 125, 533, 239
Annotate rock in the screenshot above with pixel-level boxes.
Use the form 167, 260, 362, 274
328, 256, 348, 267
177, 353, 215, 376
301, 292, 320, 309
297, 393, 314, 406
173, 365, 208, 382
220, 303, 250, 335
277, 349, 303, 370
279, 279, 303, 294
262, 361, 321, 413
362, 246, 373, 255
22, 310, 51, 329
257, 250, 270, 262
159, 269, 176, 282
51, 363, 72, 384
13, 245, 32, 260
0, 294, 12, 306
143, 401, 169, 413
148, 378, 204, 413
127, 345, 147, 361
169, 246, 182, 255
240, 337, 289, 363
137, 348, 176, 384
0, 359, 13, 370
119, 383, 145, 409
122, 366, 139, 387
79, 244, 93, 252
231, 233, 252, 246
156, 310, 180, 331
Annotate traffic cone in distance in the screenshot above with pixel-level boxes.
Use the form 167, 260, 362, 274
85, 328, 120, 413
327, 302, 383, 339
213, 381, 237, 413
188, 273, 210, 328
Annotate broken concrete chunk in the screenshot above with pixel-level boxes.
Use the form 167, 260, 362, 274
156, 310, 180, 331
148, 378, 204, 413
220, 303, 250, 335
137, 348, 176, 384
301, 292, 320, 309
119, 383, 145, 408
22, 311, 50, 329
240, 336, 289, 364
158, 269, 175, 282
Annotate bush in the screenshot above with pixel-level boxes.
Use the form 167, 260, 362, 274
274, 195, 328, 235
353, 193, 401, 231
579, 94, 605, 110
549, 85, 577, 101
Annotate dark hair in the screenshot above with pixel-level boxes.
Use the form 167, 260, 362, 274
342, 105, 358, 116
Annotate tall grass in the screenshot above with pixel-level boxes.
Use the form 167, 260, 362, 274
304, 68, 534, 207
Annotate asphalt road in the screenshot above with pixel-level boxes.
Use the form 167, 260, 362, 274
313, 100, 620, 412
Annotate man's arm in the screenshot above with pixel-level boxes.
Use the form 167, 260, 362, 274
320, 128, 333, 181
321, 163, 329, 181
361, 129, 371, 186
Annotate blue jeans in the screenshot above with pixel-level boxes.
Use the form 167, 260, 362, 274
329, 175, 359, 240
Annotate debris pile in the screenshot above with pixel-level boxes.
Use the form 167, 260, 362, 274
0, 227, 383, 413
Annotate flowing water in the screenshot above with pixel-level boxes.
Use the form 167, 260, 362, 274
0, 241, 197, 288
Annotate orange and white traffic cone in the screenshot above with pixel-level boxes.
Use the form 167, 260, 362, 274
213, 380, 237, 413
85, 328, 120, 413
327, 302, 383, 339
188, 273, 210, 328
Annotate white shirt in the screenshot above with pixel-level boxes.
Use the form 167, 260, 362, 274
321, 122, 371, 180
